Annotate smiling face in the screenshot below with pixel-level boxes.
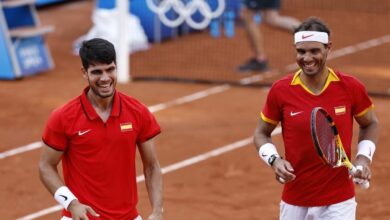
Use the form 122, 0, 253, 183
295, 41, 331, 77
82, 61, 117, 99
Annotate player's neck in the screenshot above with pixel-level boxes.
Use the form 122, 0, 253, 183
87, 90, 113, 122
300, 68, 329, 94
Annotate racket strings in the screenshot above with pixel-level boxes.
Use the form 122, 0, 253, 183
315, 112, 338, 166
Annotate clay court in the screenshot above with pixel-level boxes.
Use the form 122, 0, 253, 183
0, 0, 389, 219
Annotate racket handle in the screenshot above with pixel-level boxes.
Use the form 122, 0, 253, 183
351, 165, 370, 189
353, 178, 370, 189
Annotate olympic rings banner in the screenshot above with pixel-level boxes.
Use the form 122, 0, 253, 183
146, 0, 225, 29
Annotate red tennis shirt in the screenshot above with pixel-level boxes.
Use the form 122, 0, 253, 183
261, 68, 373, 206
42, 87, 161, 219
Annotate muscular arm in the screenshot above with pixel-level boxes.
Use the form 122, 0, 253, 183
355, 109, 379, 144
253, 118, 296, 183
139, 138, 163, 220
39, 144, 65, 194
253, 118, 277, 151
39, 145, 98, 219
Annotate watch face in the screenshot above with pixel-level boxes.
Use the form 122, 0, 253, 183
268, 155, 275, 165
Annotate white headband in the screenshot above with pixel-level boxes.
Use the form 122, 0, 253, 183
294, 31, 329, 44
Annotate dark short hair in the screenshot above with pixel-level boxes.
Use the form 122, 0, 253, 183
294, 17, 331, 36
79, 38, 116, 70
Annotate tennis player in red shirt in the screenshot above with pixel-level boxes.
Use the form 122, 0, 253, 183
39, 38, 163, 220
253, 17, 379, 219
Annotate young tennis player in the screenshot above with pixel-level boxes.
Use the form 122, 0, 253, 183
39, 38, 163, 220
253, 17, 379, 219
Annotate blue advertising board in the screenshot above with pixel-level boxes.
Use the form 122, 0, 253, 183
0, 30, 15, 79
13, 36, 51, 76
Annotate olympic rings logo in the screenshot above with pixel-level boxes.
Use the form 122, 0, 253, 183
146, 0, 225, 30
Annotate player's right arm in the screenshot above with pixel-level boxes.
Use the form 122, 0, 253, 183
253, 117, 277, 152
39, 145, 64, 194
39, 145, 99, 220
253, 118, 296, 183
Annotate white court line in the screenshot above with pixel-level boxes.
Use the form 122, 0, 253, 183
0, 141, 43, 159
17, 206, 63, 220
328, 34, 390, 60
17, 128, 282, 220
1, 34, 389, 160
148, 84, 231, 112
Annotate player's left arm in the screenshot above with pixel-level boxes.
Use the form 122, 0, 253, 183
353, 108, 379, 181
139, 138, 163, 220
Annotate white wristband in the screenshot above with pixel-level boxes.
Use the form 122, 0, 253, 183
54, 186, 78, 210
258, 143, 279, 166
356, 140, 376, 162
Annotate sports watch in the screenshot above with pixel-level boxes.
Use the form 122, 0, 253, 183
268, 154, 280, 166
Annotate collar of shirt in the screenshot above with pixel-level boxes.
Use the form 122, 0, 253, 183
290, 68, 340, 95
80, 86, 121, 120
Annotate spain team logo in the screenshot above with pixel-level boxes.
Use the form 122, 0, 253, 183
334, 106, 346, 115
120, 122, 133, 132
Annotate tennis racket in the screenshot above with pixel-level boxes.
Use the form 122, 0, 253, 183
310, 107, 369, 189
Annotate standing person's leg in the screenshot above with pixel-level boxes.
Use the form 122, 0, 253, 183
241, 6, 266, 61
263, 9, 300, 32
237, 0, 269, 72
238, 4, 268, 72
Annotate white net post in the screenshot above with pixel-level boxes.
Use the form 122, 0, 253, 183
117, 0, 130, 83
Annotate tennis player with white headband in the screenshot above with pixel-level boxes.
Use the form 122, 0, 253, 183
253, 17, 379, 220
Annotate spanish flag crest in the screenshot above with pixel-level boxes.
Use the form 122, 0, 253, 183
334, 106, 346, 115
120, 122, 133, 132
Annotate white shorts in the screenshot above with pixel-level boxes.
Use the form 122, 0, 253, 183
280, 197, 357, 220
61, 215, 142, 220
